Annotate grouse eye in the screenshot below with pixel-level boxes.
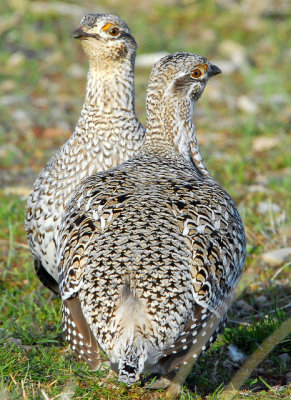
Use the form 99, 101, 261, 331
191, 69, 202, 78
108, 27, 120, 37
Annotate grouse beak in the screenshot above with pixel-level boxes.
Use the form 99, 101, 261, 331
208, 64, 221, 77
72, 27, 90, 40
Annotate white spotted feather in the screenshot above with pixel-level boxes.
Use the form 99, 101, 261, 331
58, 53, 246, 391
25, 13, 144, 294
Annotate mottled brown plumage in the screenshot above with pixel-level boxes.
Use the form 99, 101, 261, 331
25, 14, 144, 294
58, 52, 246, 395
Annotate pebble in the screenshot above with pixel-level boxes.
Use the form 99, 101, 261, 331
39, 32, 57, 47
68, 64, 85, 79
236, 299, 254, 312
279, 225, 291, 240
30, 1, 90, 18
262, 248, 291, 267
0, 95, 23, 106
0, 144, 24, 160
11, 110, 32, 129
210, 59, 239, 75
4, 186, 31, 198
237, 95, 257, 113
255, 174, 269, 185
257, 201, 281, 214
0, 79, 17, 92
218, 40, 249, 71
253, 136, 279, 152
270, 93, 285, 106
278, 353, 290, 364
247, 185, 272, 194
8, 52, 25, 68
32, 97, 49, 108
136, 52, 168, 68
0, 15, 20, 36
255, 295, 267, 306
4, 337, 22, 348
227, 345, 246, 364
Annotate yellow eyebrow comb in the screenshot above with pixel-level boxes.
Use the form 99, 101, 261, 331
102, 23, 114, 31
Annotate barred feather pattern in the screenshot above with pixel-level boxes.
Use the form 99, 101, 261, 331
63, 297, 101, 370
58, 53, 246, 387
25, 14, 144, 292
58, 156, 245, 380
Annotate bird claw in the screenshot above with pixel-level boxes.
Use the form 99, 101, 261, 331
164, 382, 181, 398
147, 376, 171, 390
98, 368, 118, 388
99, 360, 111, 371
147, 377, 181, 399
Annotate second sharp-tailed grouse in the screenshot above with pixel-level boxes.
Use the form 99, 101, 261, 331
25, 13, 144, 295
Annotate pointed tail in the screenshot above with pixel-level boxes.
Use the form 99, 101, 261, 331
115, 277, 149, 385
118, 344, 147, 385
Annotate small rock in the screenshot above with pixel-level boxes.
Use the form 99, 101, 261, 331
0, 94, 23, 106
136, 52, 168, 68
0, 79, 16, 92
276, 212, 287, 226
12, 108, 31, 121
271, 93, 285, 106
42, 127, 68, 139
11, 109, 32, 128
68, 64, 85, 79
32, 96, 48, 108
40, 32, 57, 47
203, 84, 222, 102
236, 299, 254, 312
56, 121, 71, 132
237, 95, 257, 114
279, 225, 291, 240
255, 295, 267, 306
262, 248, 291, 267
253, 136, 279, 152
0, 14, 21, 36
227, 345, 246, 364
0, 144, 24, 160
255, 367, 265, 374
199, 28, 216, 43
30, 1, 90, 17
8, 52, 25, 68
210, 59, 238, 74
218, 40, 249, 70
254, 74, 268, 85
255, 174, 269, 185
248, 185, 272, 194
4, 337, 22, 348
279, 353, 290, 364
4, 186, 31, 199
257, 201, 281, 214
286, 372, 291, 384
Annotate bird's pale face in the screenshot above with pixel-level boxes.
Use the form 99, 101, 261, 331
73, 13, 137, 63
150, 53, 221, 103
175, 61, 221, 101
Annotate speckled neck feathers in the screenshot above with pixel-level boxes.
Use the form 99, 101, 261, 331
83, 56, 135, 110
25, 15, 144, 288
143, 74, 209, 176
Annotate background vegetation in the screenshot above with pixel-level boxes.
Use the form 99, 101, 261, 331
0, 0, 290, 399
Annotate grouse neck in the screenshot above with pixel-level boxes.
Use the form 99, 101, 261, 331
144, 96, 209, 176
83, 57, 136, 114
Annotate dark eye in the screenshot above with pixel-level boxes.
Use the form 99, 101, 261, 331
109, 27, 120, 36
191, 69, 202, 78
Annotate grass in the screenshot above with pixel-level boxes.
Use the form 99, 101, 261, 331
0, 0, 291, 398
